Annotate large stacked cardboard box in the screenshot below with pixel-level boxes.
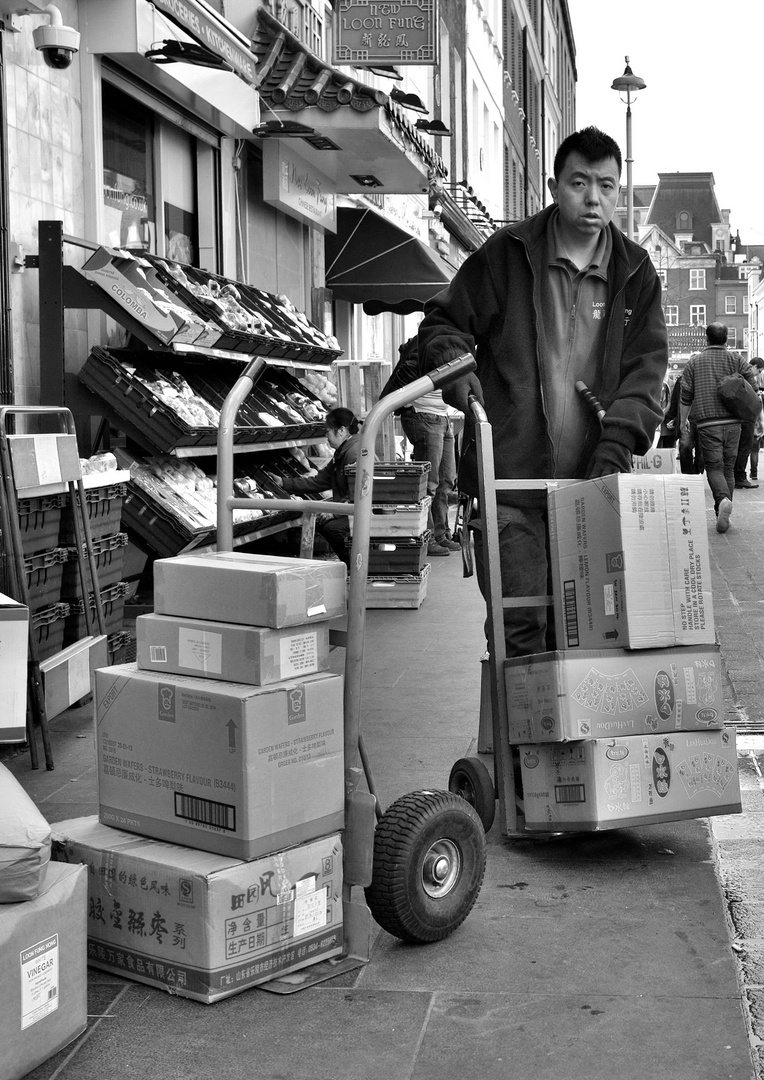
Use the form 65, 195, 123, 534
53, 550, 348, 1002
346, 461, 432, 608
505, 474, 741, 832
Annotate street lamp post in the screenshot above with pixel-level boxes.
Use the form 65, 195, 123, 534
611, 57, 646, 243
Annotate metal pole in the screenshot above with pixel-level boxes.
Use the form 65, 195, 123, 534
625, 90, 634, 242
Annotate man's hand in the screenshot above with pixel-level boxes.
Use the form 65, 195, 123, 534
585, 440, 633, 478
441, 371, 484, 415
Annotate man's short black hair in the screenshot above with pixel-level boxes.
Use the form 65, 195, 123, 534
553, 127, 623, 180
706, 322, 728, 346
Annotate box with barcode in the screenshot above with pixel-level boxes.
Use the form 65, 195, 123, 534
519, 728, 741, 831
549, 474, 714, 650
52, 817, 342, 1004
94, 664, 343, 860
135, 613, 330, 685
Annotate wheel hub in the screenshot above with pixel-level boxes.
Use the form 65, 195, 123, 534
421, 838, 461, 898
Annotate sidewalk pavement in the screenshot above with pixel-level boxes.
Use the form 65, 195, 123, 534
4, 477, 764, 1080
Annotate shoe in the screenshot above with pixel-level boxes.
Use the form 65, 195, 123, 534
752, 474, 759, 480
716, 498, 732, 533
438, 537, 462, 551
427, 542, 451, 557
735, 479, 759, 489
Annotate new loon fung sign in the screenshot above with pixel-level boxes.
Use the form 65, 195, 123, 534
334, 0, 438, 67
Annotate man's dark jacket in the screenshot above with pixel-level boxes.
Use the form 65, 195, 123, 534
417, 204, 668, 500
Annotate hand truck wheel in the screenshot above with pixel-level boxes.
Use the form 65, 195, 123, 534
448, 756, 496, 833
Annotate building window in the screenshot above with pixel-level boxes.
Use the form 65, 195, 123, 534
744, 296, 750, 314
690, 305, 706, 326
677, 210, 692, 231
744, 328, 750, 348
728, 327, 737, 348
725, 296, 736, 314
665, 305, 679, 326
657, 269, 667, 287
689, 269, 706, 290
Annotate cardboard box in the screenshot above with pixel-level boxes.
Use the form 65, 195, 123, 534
95, 664, 344, 859
0, 592, 28, 743
519, 727, 741, 832
632, 449, 677, 473
52, 817, 342, 1004
0, 861, 87, 1080
505, 645, 724, 743
549, 475, 714, 650
136, 613, 331, 685
153, 551, 346, 629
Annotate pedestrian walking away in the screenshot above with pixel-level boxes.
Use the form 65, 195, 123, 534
380, 335, 461, 556
417, 125, 668, 657
679, 323, 759, 533
280, 407, 360, 565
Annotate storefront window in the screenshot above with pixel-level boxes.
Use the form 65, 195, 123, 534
102, 84, 155, 251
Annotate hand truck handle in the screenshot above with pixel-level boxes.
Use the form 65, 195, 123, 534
428, 352, 476, 391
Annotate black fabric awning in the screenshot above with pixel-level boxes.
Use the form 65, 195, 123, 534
325, 207, 454, 315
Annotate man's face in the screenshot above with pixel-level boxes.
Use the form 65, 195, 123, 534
548, 151, 621, 239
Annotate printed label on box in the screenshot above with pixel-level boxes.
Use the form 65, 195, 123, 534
294, 886, 328, 937
20, 934, 59, 1029
280, 632, 318, 679
178, 628, 223, 675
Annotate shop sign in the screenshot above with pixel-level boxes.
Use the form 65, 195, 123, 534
333, 0, 438, 67
383, 194, 426, 241
152, 0, 257, 85
262, 142, 337, 233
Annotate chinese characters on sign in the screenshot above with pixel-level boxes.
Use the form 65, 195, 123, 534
334, 0, 438, 67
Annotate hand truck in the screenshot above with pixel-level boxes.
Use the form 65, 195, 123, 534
216, 353, 486, 988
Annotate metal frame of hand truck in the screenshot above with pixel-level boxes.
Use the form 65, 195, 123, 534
0, 406, 107, 770
215, 352, 482, 991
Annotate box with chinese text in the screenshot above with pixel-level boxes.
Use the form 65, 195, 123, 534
52, 817, 342, 1004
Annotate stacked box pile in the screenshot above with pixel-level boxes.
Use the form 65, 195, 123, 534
53, 550, 348, 1003
504, 474, 741, 832
0, 763, 88, 1079
346, 461, 432, 608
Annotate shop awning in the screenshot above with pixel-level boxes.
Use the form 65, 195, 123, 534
325, 207, 454, 315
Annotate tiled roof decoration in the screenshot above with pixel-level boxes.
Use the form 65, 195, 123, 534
251, 7, 446, 177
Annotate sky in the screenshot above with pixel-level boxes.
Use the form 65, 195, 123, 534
566, 0, 764, 245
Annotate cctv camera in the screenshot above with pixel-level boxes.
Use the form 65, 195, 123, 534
33, 22, 80, 69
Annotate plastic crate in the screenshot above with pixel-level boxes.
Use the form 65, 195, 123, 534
62, 531, 129, 596
365, 564, 430, 609
24, 547, 69, 612
107, 629, 133, 665
63, 581, 129, 643
348, 532, 431, 575
346, 462, 430, 503
16, 492, 66, 556
60, 482, 127, 545
32, 602, 70, 661
349, 497, 431, 539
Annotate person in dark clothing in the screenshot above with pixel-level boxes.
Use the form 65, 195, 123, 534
735, 356, 764, 488
748, 358, 764, 480
417, 126, 668, 657
663, 375, 703, 473
281, 407, 360, 566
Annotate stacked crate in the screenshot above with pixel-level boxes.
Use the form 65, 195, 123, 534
52, 551, 348, 1004
503, 474, 742, 831
18, 492, 71, 662
346, 461, 432, 608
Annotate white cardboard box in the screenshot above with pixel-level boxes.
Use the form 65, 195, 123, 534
0, 861, 87, 1080
549, 475, 714, 650
153, 551, 346, 628
519, 728, 741, 832
505, 645, 724, 743
0, 592, 28, 743
52, 817, 342, 1004
136, 613, 331, 685
95, 664, 344, 860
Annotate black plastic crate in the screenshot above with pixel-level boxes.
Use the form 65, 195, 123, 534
62, 531, 129, 596
121, 484, 213, 557
347, 532, 431, 575
16, 493, 66, 556
108, 629, 133, 665
345, 462, 430, 503
63, 581, 129, 644
24, 547, 69, 612
60, 482, 128, 545
32, 602, 70, 661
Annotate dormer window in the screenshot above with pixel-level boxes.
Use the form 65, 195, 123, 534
677, 210, 692, 231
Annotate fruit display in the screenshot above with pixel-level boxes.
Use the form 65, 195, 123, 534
299, 370, 339, 408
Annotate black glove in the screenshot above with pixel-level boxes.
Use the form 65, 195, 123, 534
441, 372, 484, 416
280, 477, 295, 493
585, 440, 633, 478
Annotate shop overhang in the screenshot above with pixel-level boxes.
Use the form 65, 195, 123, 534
251, 8, 447, 195
325, 206, 454, 314
80, 0, 260, 140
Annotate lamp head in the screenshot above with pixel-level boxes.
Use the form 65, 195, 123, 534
611, 56, 646, 94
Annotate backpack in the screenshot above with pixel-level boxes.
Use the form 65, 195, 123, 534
717, 372, 762, 422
